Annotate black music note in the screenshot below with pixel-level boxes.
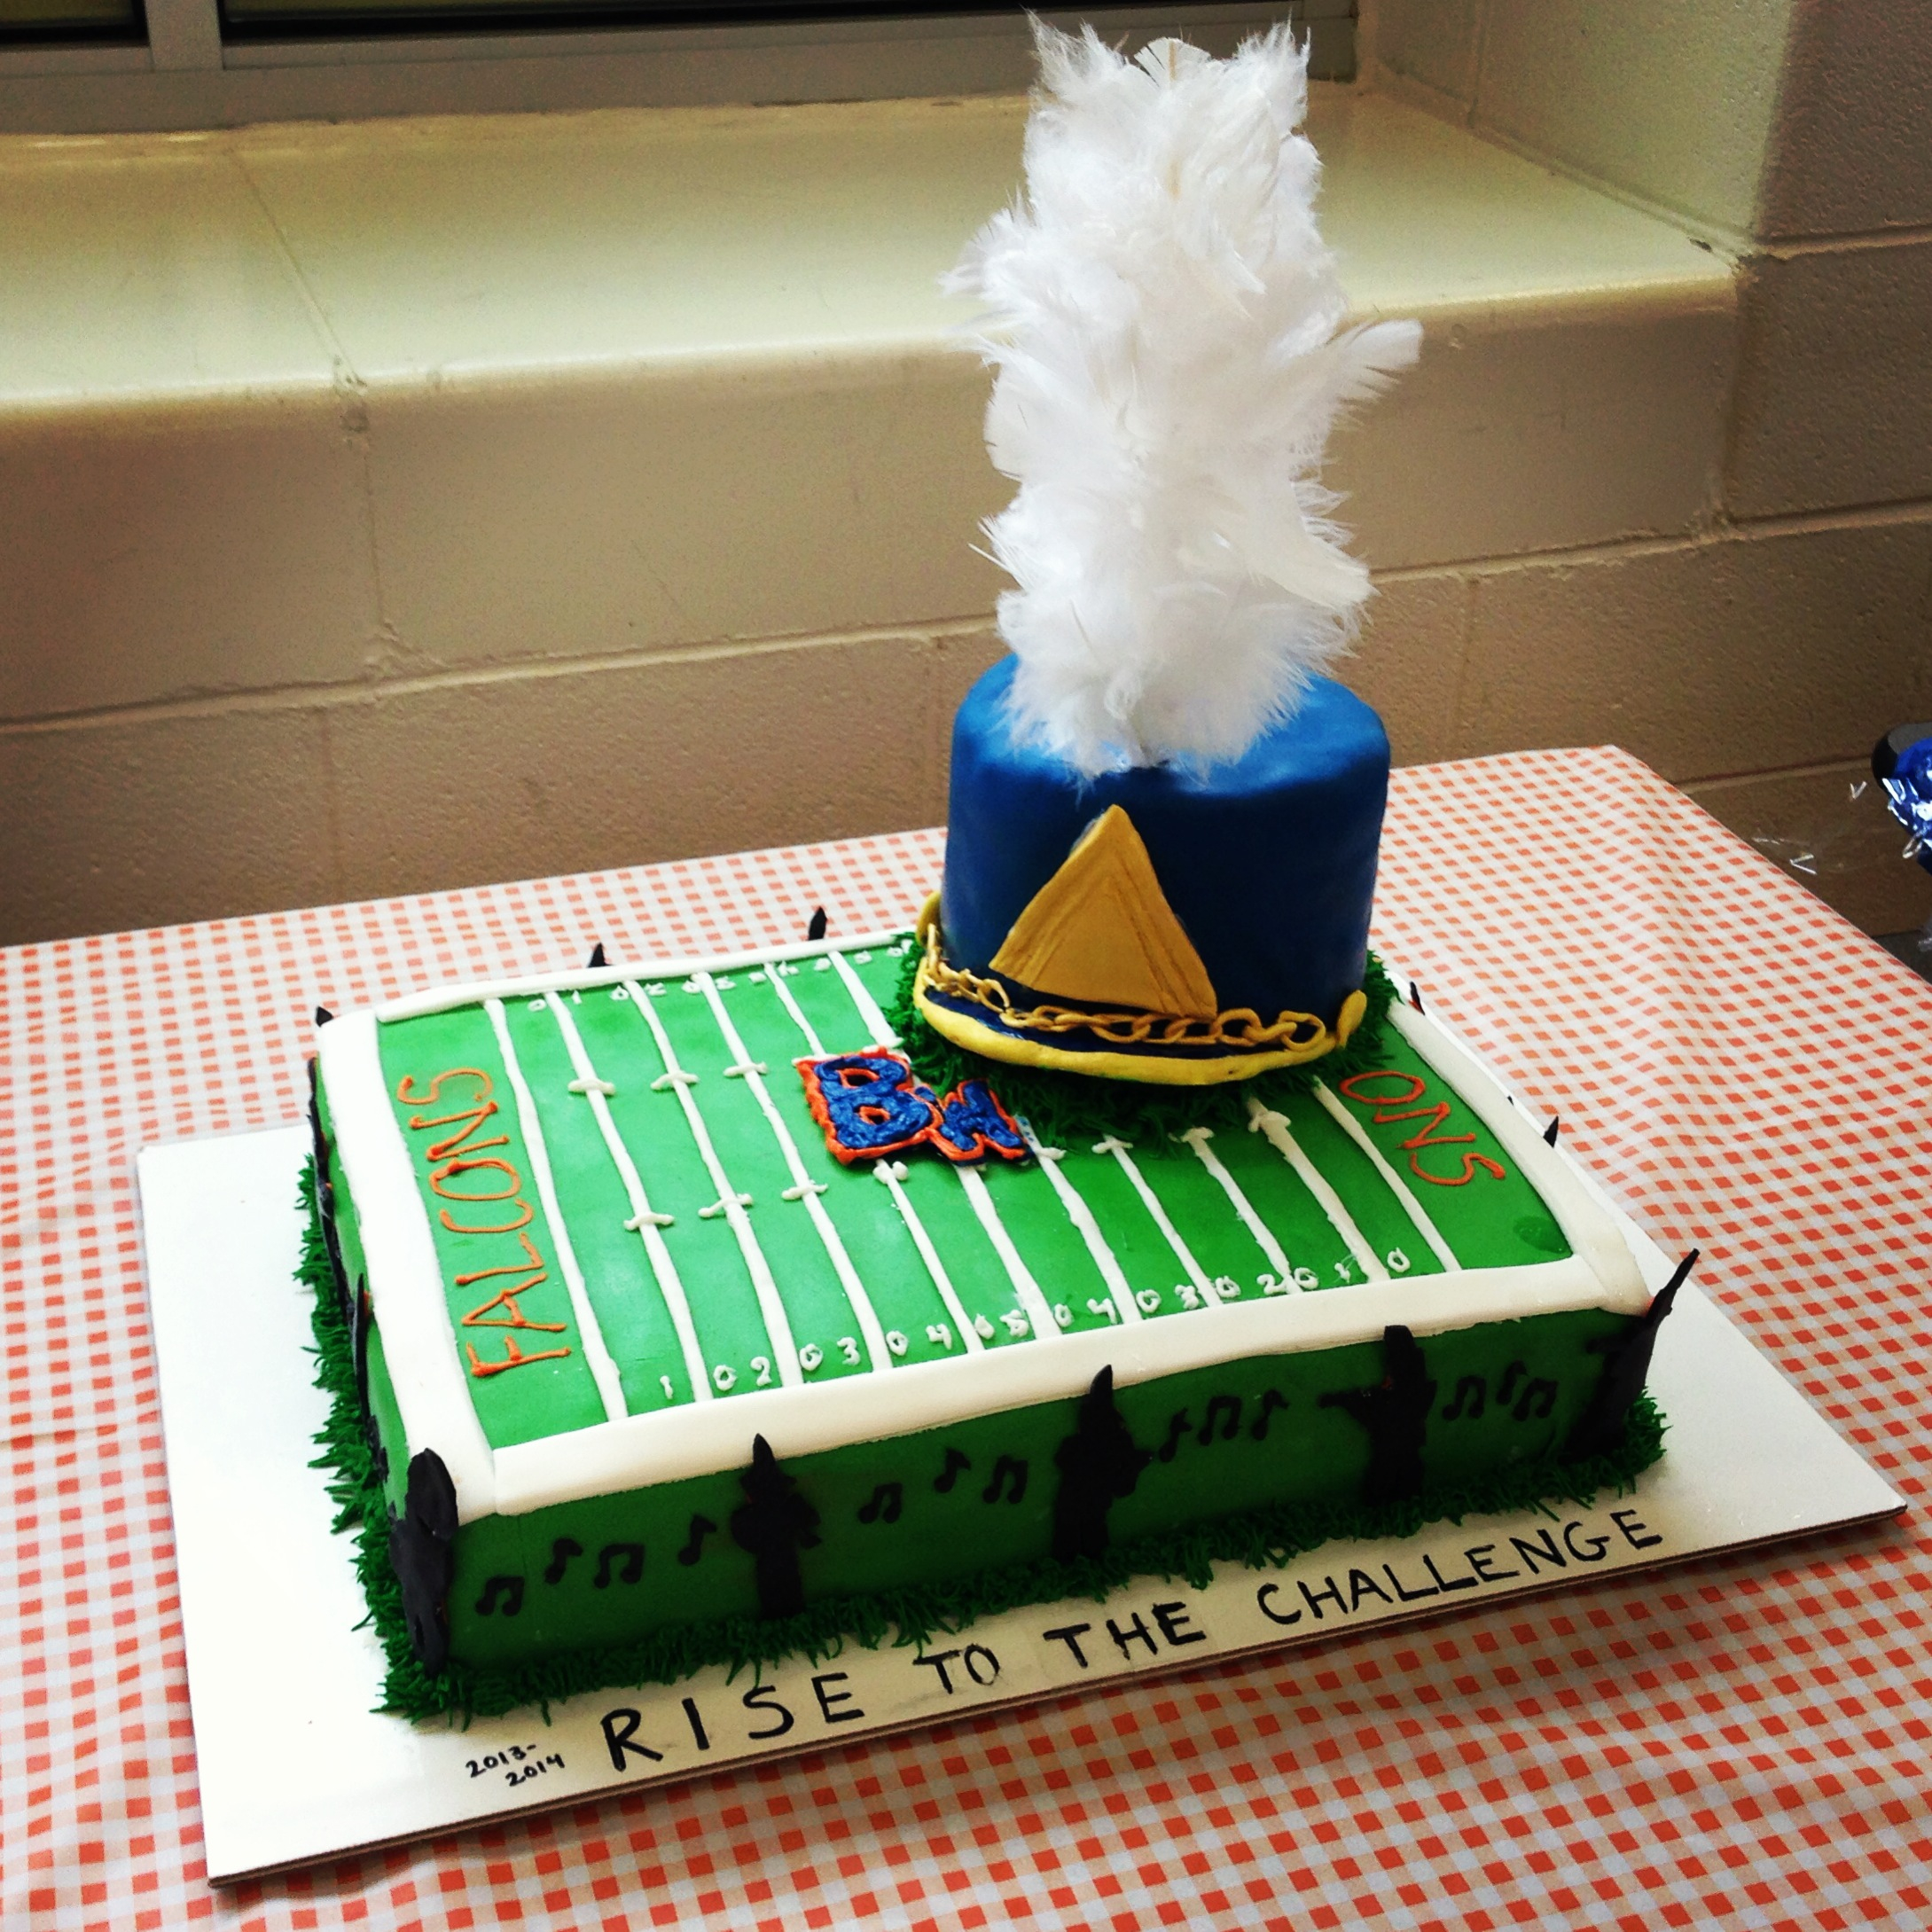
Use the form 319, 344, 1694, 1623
1155, 1411, 1191, 1463
1442, 1375, 1486, 1421
1198, 1394, 1241, 1444
544, 1537, 583, 1584
1249, 1389, 1289, 1442
475, 1575, 524, 1617
595, 1541, 645, 1587
1496, 1360, 1527, 1405
981, 1455, 1028, 1505
933, 1448, 972, 1493
677, 1514, 718, 1567
1514, 1378, 1558, 1422
857, 1481, 903, 1525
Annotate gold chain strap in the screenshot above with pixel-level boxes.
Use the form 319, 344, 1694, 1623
918, 915, 1334, 1052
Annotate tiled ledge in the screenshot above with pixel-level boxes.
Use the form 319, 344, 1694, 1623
1, 87, 1733, 724
0, 85, 1761, 943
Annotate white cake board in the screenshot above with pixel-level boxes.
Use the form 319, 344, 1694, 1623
137, 1123, 1902, 1884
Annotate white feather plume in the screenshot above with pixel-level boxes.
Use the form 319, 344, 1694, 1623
950, 24, 1420, 775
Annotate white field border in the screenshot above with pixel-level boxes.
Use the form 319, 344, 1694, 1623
321, 940, 1653, 1522
317, 1013, 498, 1518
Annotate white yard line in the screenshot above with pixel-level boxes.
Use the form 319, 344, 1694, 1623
1245, 1097, 1389, 1285
766, 957, 982, 1354
1016, 1122, 1142, 1326
870, 1163, 985, 1354
1176, 1126, 1295, 1284
765, 966, 826, 1058
829, 947, 1064, 1341
694, 973, 890, 1373
482, 999, 628, 1420
544, 994, 711, 1404
1091, 1135, 1216, 1300
810, 944, 1062, 1346
626, 979, 802, 1388
1311, 1080, 1460, 1272
829, 949, 899, 1047
958, 1167, 1063, 1342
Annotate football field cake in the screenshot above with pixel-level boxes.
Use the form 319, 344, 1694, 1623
309, 925, 1670, 1717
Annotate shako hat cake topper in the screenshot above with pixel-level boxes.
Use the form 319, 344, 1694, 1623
917, 25, 1420, 1085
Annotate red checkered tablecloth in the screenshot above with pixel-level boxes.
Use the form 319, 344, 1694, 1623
5, 746, 1928, 1931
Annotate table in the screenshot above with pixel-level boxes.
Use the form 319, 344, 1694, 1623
6, 746, 1928, 1931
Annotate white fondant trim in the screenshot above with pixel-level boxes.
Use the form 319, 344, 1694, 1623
627, 979, 803, 1388
544, 995, 712, 1406
1017, 1123, 1143, 1326
694, 972, 890, 1374
376, 929, 912, 1024
1092, 1136, 1214, 1296
830, 948, 899, 1048
488, 1250, 1615, 1513
1245, 1099, 1390, 1284
315, 1013, 497, 1521
958, 1165, 1063, 1341
1385, 1002, 1649, 1315
1310, 1079, 1462, 1273
484, 1000, 628, 1424
1177, 1126, 1295, 1284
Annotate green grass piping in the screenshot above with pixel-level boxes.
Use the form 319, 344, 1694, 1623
301, 1158, 1666, 1726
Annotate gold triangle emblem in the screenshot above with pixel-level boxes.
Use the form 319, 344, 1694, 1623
990, 805, 1218, 1019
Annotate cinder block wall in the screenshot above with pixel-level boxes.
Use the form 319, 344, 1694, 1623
4, 5, 1928, 946
1363, 0, 1932, 936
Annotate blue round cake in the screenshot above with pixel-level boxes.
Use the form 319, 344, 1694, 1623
915, 657, 1391, 1084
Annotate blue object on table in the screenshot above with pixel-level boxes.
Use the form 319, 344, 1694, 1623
1873, 723, 1932, 876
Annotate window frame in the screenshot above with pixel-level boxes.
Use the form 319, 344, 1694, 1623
0, 0, 1349, 132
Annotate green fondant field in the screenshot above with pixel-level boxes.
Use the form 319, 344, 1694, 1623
308, 934, 1662, 1723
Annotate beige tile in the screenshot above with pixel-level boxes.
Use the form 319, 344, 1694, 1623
1758, 0, 1932, 241
930, 625, 1006, 799
0, 137, 332, 409
1315, 92, 1736, 313
1333, 297, 1734, 569
0, 397, 382, 717
1344, 572, 1470, 767
1685, 762, 1932, 937
361, 356, 1005, 669
1474, 0, 1794, 239
237, 92, 1731, 378
1454, 519, 1932, 779
1371, 0, 1484, 107
0, 95, 1739, 716
233, 99, 1020, 380
325, 635, 942, 904
1727, 240, 1932, 518
241, 91, 1741, 368
0, 702, 338, 945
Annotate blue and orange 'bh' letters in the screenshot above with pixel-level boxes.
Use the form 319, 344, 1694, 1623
796, 1051, 1028, 1167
